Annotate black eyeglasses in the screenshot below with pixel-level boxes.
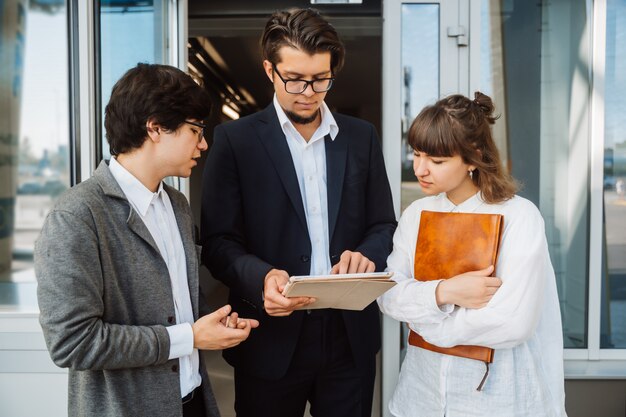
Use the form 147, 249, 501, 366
272, 64, 334, 94
184, 120, 206, 141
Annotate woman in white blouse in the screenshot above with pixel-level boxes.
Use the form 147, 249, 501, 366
378, 92, 567, 417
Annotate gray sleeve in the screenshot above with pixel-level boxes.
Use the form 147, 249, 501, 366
35, 209, 171, 371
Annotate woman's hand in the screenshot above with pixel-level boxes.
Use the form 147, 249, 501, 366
435, 265, 502, 309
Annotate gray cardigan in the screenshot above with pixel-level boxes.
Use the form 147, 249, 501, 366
35, 161, 220, 417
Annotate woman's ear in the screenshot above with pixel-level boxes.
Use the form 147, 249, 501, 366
469, 148, 482, 172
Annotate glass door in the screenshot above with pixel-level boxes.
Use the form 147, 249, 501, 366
382, 0, 593, 413
98, 0, 179, 161
381, 2, 474, 413
71, 0, 189, 193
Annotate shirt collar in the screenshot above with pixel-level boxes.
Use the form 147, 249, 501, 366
109, 157, 164, 216
439, 191, 485, 213
273, 94, 339, 142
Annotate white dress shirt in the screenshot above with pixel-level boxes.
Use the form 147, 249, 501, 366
109, 158, 201, 397
273, 95, 339, 275
378, 192, 567, 417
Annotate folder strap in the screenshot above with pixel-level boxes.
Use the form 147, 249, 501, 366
476, 362, 490, 391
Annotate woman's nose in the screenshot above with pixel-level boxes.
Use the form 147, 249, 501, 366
414, 159, 428, 176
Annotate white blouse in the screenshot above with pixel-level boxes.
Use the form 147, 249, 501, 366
378, 193, 567, 417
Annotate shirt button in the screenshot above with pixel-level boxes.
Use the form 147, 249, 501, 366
308, 176, 313, 181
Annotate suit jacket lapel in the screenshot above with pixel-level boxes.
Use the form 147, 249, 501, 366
325, 132, 347, 241
256, 105, 308, 231
126, 210, 161, 255
94, 161, 198, 317
94, 161, 162, 256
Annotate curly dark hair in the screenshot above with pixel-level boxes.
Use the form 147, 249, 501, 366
104, 63, 212, 156
408, 91, 518, 203
261, 8, 345, 74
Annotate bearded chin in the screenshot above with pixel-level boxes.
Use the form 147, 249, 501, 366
284, 109, 318, 125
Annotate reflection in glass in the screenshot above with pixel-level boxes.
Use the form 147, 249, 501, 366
539, 0, 590, 349
0, 1, 69, 282
100, 0, 169, 160
400, 4, 439, 211
480, 0, 590, 348
479, 0, 508, 166
601, 0, 626, 349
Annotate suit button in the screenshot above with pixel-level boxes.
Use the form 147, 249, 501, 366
172, 364, 179, 372
331, 254, 339, 262
167, 316, 175, 324
301, 255, 310, 263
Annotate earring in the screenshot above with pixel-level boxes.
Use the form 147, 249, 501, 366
469, 170, 474, 179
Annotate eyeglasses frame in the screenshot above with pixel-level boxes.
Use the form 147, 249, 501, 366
184, 120, 207, 142
272, 63, 335, 94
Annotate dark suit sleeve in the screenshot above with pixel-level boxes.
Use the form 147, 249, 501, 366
354, 126, 397, 271
201, 124, 273, 307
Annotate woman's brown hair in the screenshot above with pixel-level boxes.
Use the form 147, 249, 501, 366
407, 92, 517, 203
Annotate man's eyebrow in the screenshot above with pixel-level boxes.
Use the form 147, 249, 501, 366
282, 69, 332, 78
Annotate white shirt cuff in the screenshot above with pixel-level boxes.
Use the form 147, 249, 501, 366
420, 280, 454, 317
166, 323, 194, 360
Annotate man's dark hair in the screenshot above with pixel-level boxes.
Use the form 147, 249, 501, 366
104, 63, 212, 156
261, 8, 345, 74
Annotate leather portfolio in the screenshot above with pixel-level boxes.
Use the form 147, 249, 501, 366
409, 210, 504, 364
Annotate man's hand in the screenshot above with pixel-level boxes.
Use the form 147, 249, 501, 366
263, 269, 314, 316
434, 265, 502, 309
330, 250, 375, 274
192, 304, 259, 350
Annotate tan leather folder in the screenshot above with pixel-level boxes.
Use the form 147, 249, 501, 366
409, 210, 504, 364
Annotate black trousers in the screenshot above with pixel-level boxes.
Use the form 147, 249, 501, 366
234, 311, 376, 417
182, 385, 206, 417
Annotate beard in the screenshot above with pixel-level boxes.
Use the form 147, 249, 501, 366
284, 108, 319, 125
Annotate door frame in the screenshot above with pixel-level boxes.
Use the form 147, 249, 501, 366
381, 1, 481, 414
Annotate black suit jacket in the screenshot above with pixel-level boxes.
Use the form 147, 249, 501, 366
201, 104, 396, 380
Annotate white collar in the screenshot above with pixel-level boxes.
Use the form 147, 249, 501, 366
439, 191, 485, 213
273, 94, 339, 141
109, 157, 164, 216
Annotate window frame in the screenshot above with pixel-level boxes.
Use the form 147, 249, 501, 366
563, 0, 626, 376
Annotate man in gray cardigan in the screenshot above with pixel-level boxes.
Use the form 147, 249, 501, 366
35, 63, 258, 417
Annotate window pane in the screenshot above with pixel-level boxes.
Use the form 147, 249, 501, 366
0, 0, 69, 286
100, 0, 169, 160
480, 0, 590, 348
400, 4, 439, 211
600, 0, 626, 349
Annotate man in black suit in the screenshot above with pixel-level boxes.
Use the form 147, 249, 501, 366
201, 8, 396, 417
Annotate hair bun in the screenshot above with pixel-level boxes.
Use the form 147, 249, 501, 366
473, 91, 498, 124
